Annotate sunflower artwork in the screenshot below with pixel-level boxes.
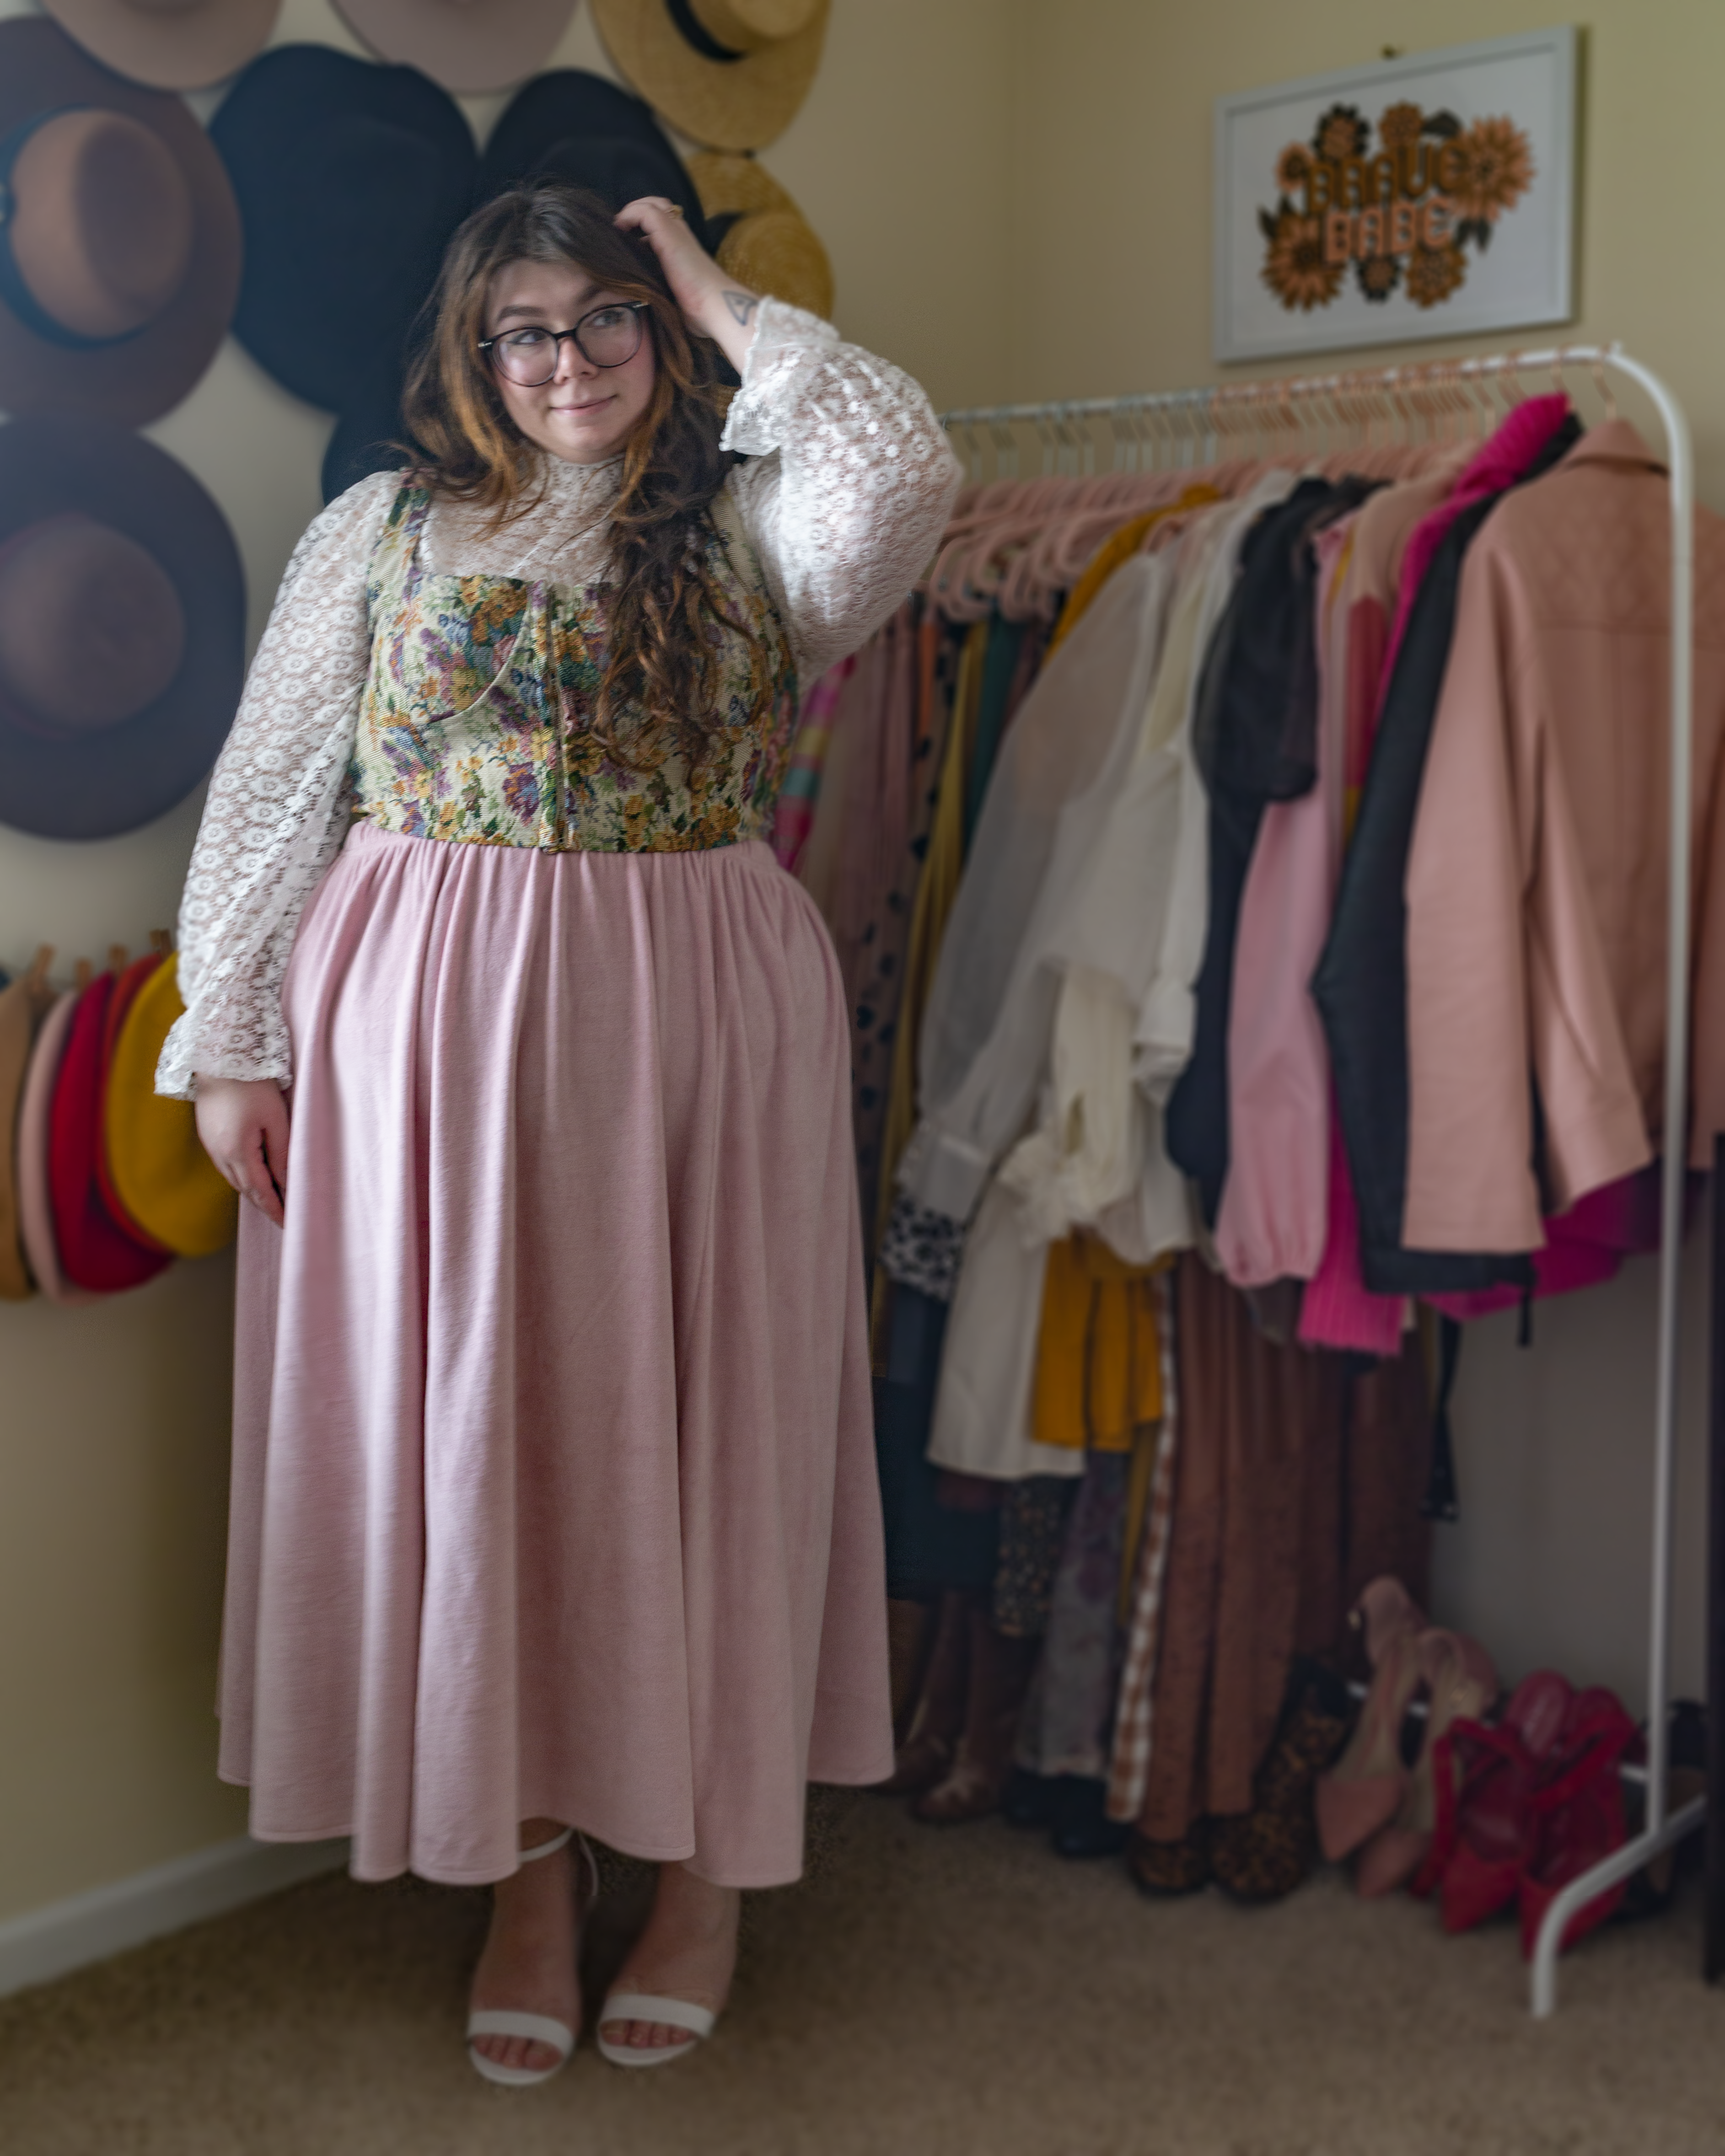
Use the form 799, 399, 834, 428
1259, 100, 1534, 315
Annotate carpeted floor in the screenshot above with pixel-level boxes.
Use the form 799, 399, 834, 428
1, 1794, 1719, 2156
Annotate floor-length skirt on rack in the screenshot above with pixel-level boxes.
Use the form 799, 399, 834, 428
216, 821, 893, 1890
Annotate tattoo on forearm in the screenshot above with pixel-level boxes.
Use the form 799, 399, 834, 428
723, 290, 759, 327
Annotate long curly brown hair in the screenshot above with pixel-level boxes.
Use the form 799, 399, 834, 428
402, 182, 762, 771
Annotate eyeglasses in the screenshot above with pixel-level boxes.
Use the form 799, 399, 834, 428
478, 301, 650, 386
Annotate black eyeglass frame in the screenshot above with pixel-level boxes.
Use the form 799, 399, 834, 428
478, 301, 652, 384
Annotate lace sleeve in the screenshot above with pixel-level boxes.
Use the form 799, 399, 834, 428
721, 299, 962, 679
155, 471, 396, 1099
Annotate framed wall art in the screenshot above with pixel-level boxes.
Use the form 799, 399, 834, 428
1213, 29, 1577, 363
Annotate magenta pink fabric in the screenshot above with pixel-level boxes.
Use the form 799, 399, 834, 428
219, 821, 892, 1890
1425, 1167, 1662, 1320
1380, 394, 1572, 684
1300, 398, 1575, 1354
1298, 1124, 1407, 1354
1215, 516, 1354, 1287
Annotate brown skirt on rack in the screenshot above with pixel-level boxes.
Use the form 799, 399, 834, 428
1136, 1256, 1429, 1842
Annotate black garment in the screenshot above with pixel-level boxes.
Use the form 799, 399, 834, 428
1168, 479, 1372, 1225
874, 1286, 1000, 1598
1311, 417, 1581, 1296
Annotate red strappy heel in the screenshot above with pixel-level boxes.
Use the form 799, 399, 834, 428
1517, 1686, 1638, 1960
1428, 1669, 1573, 1929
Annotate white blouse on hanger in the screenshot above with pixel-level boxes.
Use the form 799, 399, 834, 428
925, 474, 1298, 1483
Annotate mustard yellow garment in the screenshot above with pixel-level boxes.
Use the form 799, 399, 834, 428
1029, 1233, 1165, 1453
1047, 484, 1222, 655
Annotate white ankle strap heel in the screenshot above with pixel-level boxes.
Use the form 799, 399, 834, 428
596, 1991, 718, 2068
465, 1828, 595, 2090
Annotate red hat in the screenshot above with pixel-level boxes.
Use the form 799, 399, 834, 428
16, 985, 95, 1306
49, 965, 173, 1293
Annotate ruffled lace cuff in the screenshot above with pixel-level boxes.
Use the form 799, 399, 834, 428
719, 298, 842, 458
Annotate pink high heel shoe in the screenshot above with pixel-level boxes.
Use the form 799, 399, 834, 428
1316, 1577, 1426, 1863
1356, 1628, 1499, 1899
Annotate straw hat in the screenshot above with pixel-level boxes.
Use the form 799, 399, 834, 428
211, 44, 477, 418
0, 19, 242, 425
591, 0, 830, 151
0, 948, 58, 1302
16, 985, 97, 1307
334, 0, 577, 95
48, 965, 174, 1295
105, 954, 238, 1260
42, 0, 282, 92
687, 151, 832, 318
0, 418, 247, 842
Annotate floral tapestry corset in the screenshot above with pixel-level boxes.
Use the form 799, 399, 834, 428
349, 482, 799, 852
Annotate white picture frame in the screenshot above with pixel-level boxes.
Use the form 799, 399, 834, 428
1213, 29, 1577, 364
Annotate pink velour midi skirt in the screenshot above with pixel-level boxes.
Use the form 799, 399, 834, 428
218, 821, 892, 1888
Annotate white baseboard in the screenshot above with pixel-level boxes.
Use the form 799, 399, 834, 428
0, 1834, 349, 2000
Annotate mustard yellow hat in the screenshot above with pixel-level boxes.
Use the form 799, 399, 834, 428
104, 952, 236, 1258
687, 151, 833, 319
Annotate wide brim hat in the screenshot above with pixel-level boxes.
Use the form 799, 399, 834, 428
42, 0, 282, 92
106, 953, 237, 1260
0, 949, 57, 1302
591, 0, 829, 151
0, 417, 247, 842
17, 987, 97, 1307
322, 377, 415, 505
334, 0, 577, 95
48, 969, 173, 1294
96, 951, 176, 1254
479, 70, 706, 228
687, 150, 832, 318
213, 44, 476, 414
0, 19, 242, 426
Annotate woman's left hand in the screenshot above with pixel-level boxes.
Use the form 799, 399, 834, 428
615, 195, 763, 375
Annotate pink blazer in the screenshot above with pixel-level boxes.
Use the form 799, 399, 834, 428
1404, 421, 1725, 1252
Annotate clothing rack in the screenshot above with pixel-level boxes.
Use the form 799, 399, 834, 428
940, 345, 1703, 2021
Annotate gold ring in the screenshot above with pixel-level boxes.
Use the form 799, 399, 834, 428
667, 204, 684, 219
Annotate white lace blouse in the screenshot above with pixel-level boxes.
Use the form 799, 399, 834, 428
157, 300, 962, 1099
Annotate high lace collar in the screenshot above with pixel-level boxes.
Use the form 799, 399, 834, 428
533, 448, 626, 503
421, 449, 627, 583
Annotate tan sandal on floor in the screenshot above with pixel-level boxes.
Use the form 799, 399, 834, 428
466, 1827, 597, 2090
594, 1991, 717, 2069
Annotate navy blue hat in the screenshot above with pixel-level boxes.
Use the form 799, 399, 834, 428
212, 44, 476, 415
0, 418, 245, 841
322, 373, 413, 504
479, 70, 706, 232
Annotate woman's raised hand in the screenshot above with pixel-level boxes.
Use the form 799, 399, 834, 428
613, 196, 763, 375
195, 1076, 291, 1228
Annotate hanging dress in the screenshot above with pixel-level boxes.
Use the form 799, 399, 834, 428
157, 300, 963, 1891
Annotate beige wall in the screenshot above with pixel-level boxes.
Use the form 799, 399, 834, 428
1004, 0, 1725, 500
1, 0, 1718, 1930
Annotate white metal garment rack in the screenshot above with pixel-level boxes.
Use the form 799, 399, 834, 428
940, 344, 1704, 2020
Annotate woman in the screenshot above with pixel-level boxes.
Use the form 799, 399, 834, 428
161, 183, 960, 2085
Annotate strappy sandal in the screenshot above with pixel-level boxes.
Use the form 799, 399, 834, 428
595, 1991, 718, 2070
1315, 1576, 1426, 1861
466, 1826, 597, 2089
